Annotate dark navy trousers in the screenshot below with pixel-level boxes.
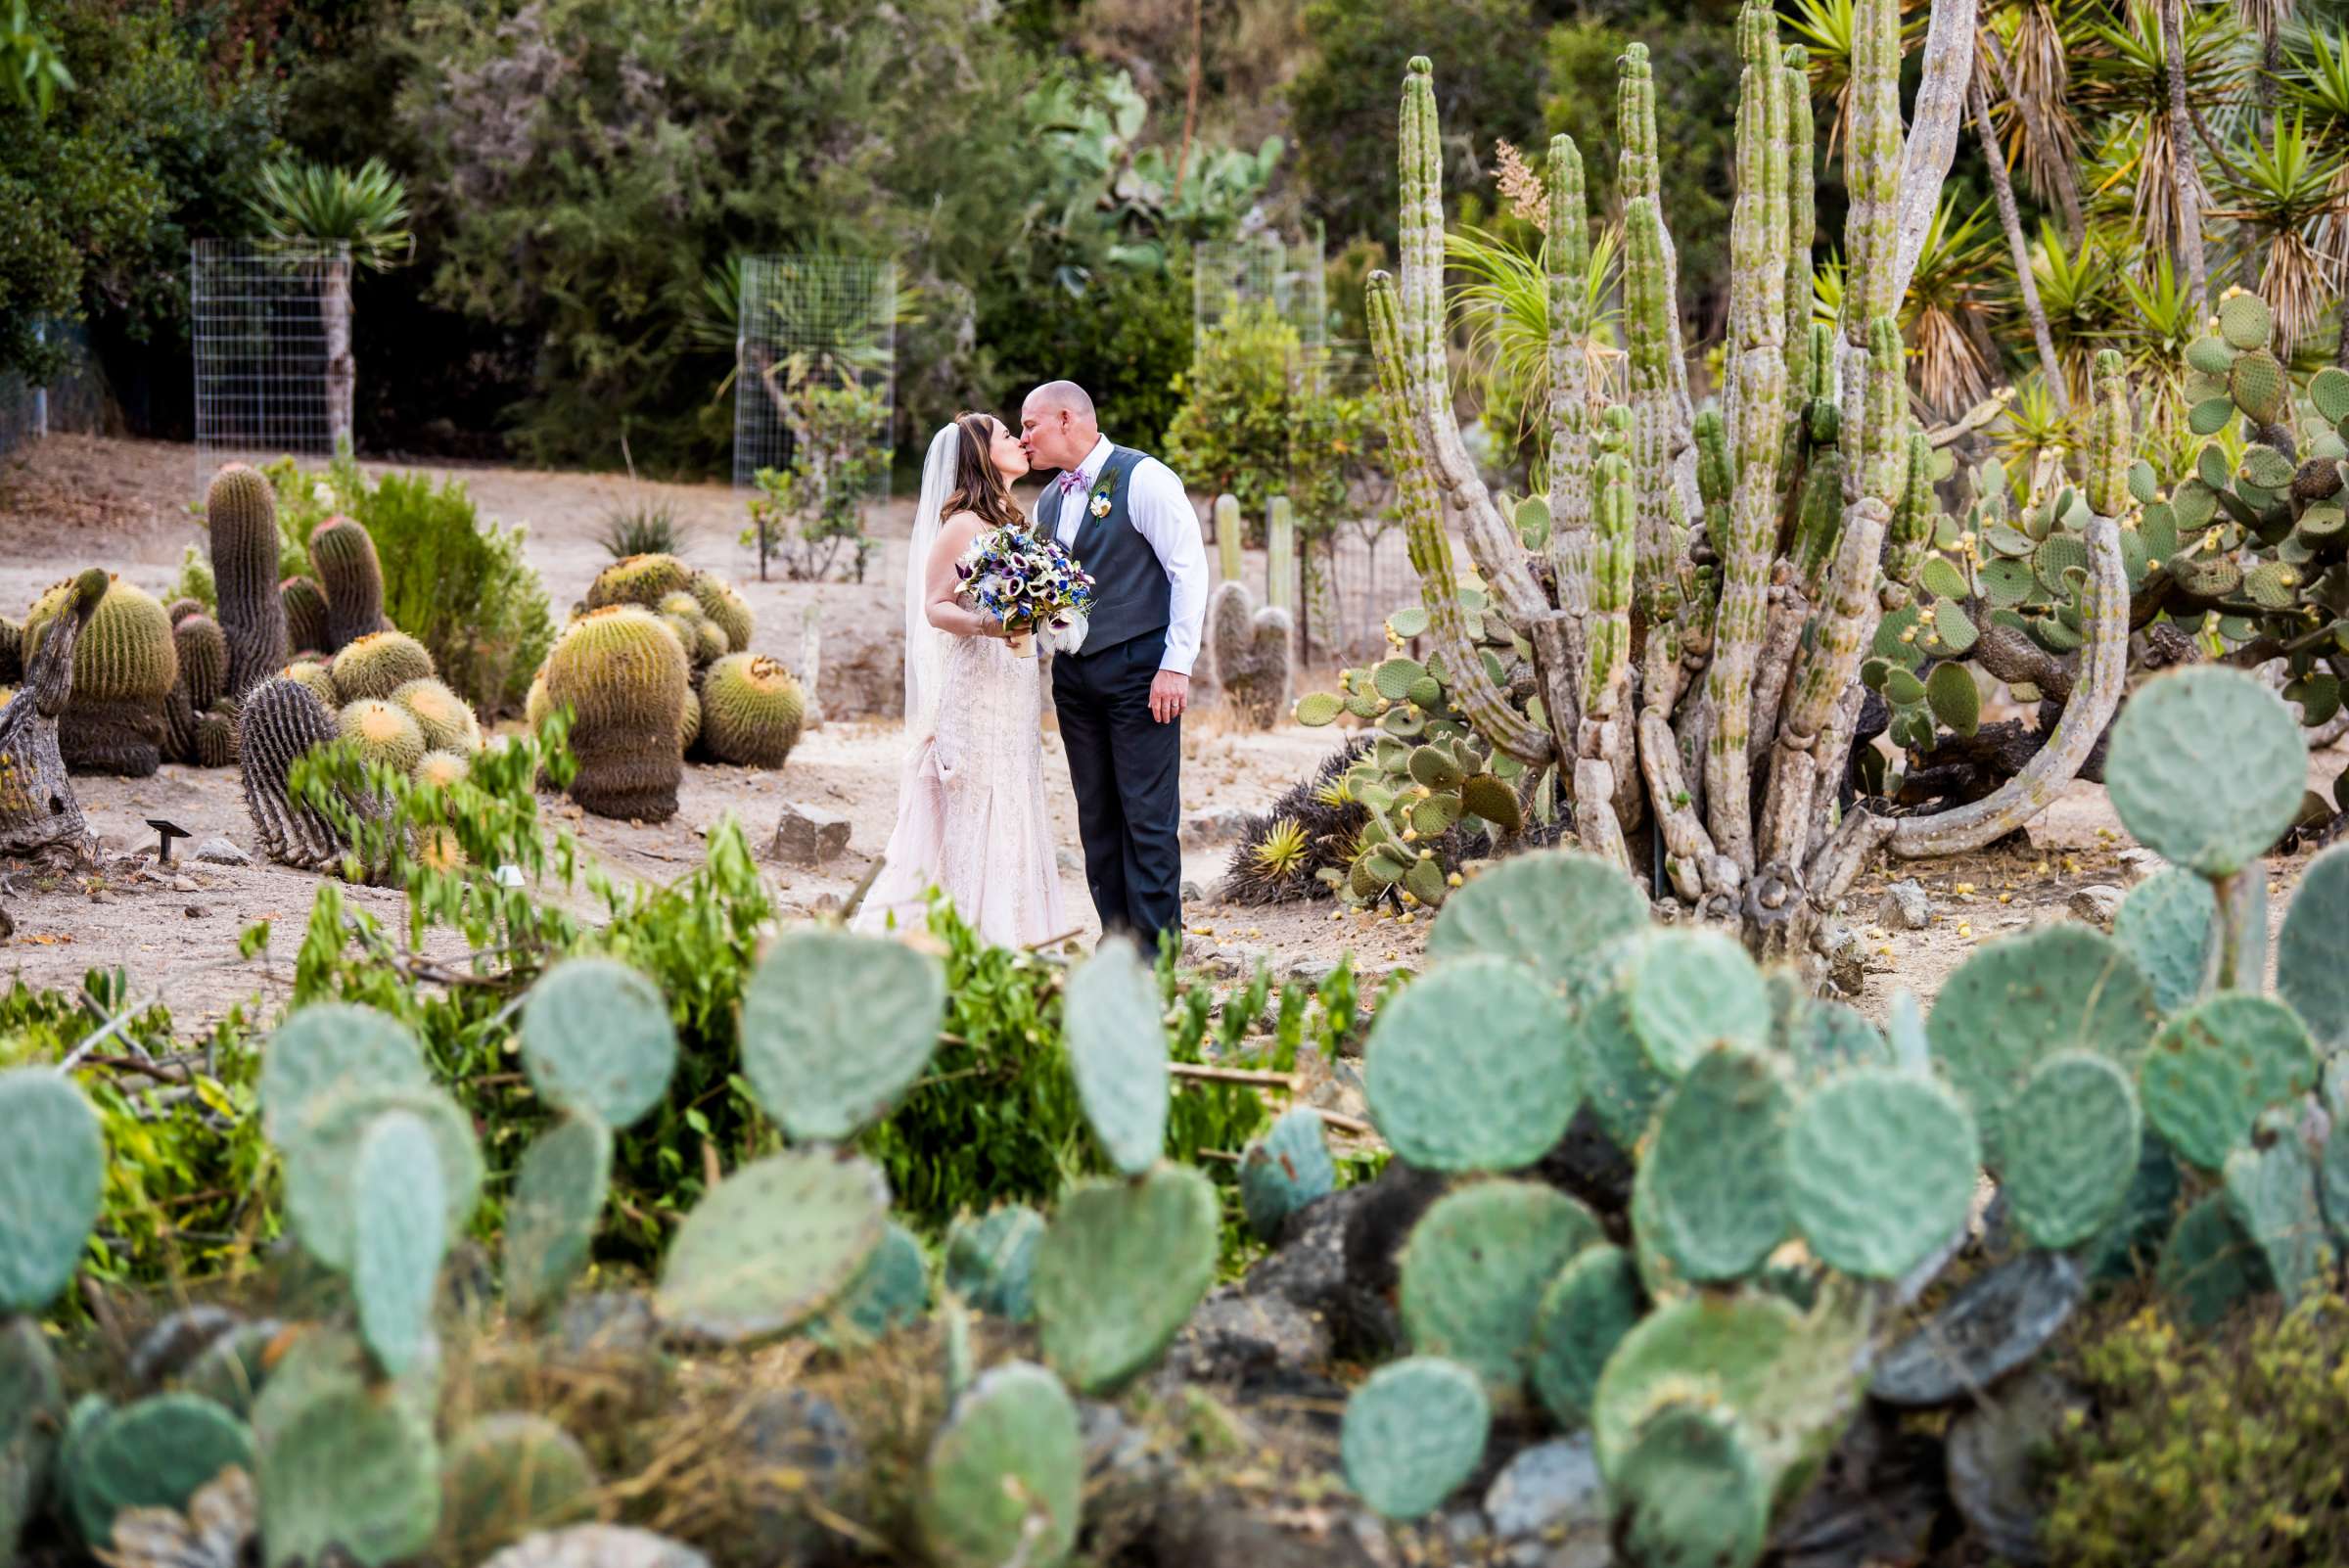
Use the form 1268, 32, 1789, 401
1050, 628, 1182, 952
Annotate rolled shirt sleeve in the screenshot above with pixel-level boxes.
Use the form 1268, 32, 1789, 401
1127, 456, 1209, 676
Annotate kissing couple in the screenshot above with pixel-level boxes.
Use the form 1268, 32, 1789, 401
852, 381, 1209, 955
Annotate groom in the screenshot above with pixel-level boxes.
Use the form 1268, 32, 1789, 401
1020, 380, 1208, 955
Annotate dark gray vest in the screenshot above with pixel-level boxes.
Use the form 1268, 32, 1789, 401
1043, 444, 1170, 655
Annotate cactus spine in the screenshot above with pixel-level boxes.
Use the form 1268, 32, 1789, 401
206, 464, 290, 699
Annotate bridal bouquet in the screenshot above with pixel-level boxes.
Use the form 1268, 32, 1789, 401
956, 527, 1096, 655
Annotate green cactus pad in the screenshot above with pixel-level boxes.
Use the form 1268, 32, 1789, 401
282, 1086, 482, 1272
1925, 925, 2157, 1162
256, 1376, 440, 1568
1926, 598, 1978, 655
944, 1205, 1043, 1322
1035, 1165, 1218, 1394
1611, 1403, 1769, 1568
1625, 930, 1771, 1078
2187, 395, 2237, 437
1575, 946, 1674, 1148
0, 1069, 104, 1313
806, 1221, 930, 1346
1998, 1050, 2142, 1249
0, 1315, 60, 1563
2156, 1193, 2272, 1328
1591, 1292, 1799, 1475
917, 1361, 1082, 1568
655, 1148, 889, 1341
1372, 658, 1427, 701
258, 1002, 430, 1143
521, 957, 678, 1129
2184, 335, 2237, 375
1239, 1105, 1337, 1240
1293, 692, 1343, 726
738, 928, 946, 1144
1530, 1243, 1643, 1429
1398, 1179, 1602, 1397
1363, 955, 1579, 1172
504, 1114, 612, 1317
1631, 1047, 1791, 1284
1780, 1069, 1978, 1278
2112, 868, 2216, 1015
1925, 662, 1980, 736
439, 1413, 596, 1560
248, 1326, 435, 1451
1919, 557, 1968, 601
2140, 994, 2318, 1171
1407, 745, 1465, 790
352, 1111, 449, 1377
1427, 849, 1649, 995
1059, 936, 1170, 1175
2223, 1135, 2326, 1308
2241, 443, 2296, 489
64, 1393, 253, 1547
2321, 1120, 2349, 1246
2278, 845, 2349, 1052
1339, 1356, 1490, 1521
2218, 291, 2274, 348
2106, 667, 2306, 875
1785, 996, 1894, 1082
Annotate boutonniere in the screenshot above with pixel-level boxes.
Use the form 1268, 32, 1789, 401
1087, 486, 1113, 520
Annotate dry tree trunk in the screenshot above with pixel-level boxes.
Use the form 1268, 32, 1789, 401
323, 255, 355, 455
1973, 75, 2070, 417
2161, 0, 2210, 322
0, 571, 104, 855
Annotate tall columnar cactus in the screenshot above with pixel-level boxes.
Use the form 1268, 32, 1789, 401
280, 576, 330, 657
205, 464, 290, 699
1209, 578, 1293, 730
163, 613, 231, 765
308, 517, 388, 653
543, 607, 689, 820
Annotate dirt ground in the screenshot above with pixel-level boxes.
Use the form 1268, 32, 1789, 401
2, 434, 2341, 1038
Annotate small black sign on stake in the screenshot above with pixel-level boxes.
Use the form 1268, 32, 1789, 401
147, 818, 191, 865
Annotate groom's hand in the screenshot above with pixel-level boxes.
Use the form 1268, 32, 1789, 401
1149, 669, 1189, 723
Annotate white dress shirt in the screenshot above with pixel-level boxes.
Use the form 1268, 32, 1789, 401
1039, 434, 1208, 677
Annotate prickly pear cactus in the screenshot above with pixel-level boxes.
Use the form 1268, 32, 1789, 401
64, 1393, 253, 1548
1033, 1165, 1218, 1395
1362, 955, 1578, 1173
2222, 1134, 2327, 1308
258, 1002, 431, 1143
737, 928, 945, 1143
521, 957, 679, 1129
1060, 937, 1170, 1176
438, 1413, 596, 1561
1611, 1402, 1770, 1568
281, 1086, 481, 1273
1397, 1178, 1602, 1398
2277, 845, 2349, 1052
1778, 1068, 1978, 1279
806, 1222, 929, 1347
944, 1205, 1043, 1323
2104, 667, 2307, 877
1630, 1047, 1792, 1285
0, 1316, 61, 1564
1999, 1050, 2142, 1249
1530, 1243, 1643, 1430
255, 1376, 440, 1568
1425, 849, 1649, 997
1238, 1105, 1338, 1241
352, 1110, 449, 1377
504, 1115, 613, 1317
0, 1068, 105, 1313
916, 1361, 1082, 1568
1590, 1293, 1802, 1477
1624, 930, 1772, 1078
2111, 867, 2218, 1016
1338, 1356, 1491, 1521
2156, 1193, 2271, 1328
654, 1148, 890, 1342
2139, 993, 2318, 1171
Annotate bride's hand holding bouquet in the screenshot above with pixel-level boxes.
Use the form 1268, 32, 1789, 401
956, 527, 1096, 658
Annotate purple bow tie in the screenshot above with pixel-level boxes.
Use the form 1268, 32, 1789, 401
1056, 471, 1088, 493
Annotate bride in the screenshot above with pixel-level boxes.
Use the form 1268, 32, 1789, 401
852, 412, 1070, 947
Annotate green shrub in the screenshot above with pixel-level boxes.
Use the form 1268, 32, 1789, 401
976, 258, 1196, 457
2045, 1293, 2349, 1568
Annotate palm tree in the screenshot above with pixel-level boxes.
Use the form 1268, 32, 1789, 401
2280, 23, 2349, 363
2211, 112, 2349, 355
247, 158, 413, 456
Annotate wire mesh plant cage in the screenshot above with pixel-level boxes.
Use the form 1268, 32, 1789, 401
191, 238, 346, 490
1193, 234, 1327, 355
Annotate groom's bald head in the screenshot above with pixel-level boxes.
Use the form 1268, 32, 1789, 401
1020, 381, 1099, 470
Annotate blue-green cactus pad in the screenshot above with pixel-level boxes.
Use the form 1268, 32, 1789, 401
1925, 925, 2157, 1161
258, 1003, 429, 1143
2156, 1193, 2273, 1328
256, 1376, 440, 1568
2085, 1133, 2185, 1285
2278, 844, 2349, 1052
352, 1111, 448, 1377
282, 1086, 482, 1273
65, 1392, 253, 1547
738, 929, 946, 1143
655, 1149, 889, 1341
2140, 993, 2318, 1171
1364, 955, 1579, 1172
1530, 1243, 1643, 1429
0, 1068, 104, 1313
1611, 1402, 1769, 1568
520, 957, 678, 1128
1034, 1165, 1219, 1394
1625, 929, 1772, 1078
807, 1221, 930, 1346
2104, 667, 2307, 875
1781, 1069, 1979, 1278
1399, 1178, 1602, 1398
2325, 1120, 2349, 1248
1573, 941, 1673, 1148
1784, 996, 1893, 1083
0, 1315, 61, 1564
1427, 850, 1650, 996
439, 1412, 596, 1559
2111, 867, 2217, 1016
504, 1114, 613, 1317
944, 1205, 1044, 1322
2223, 1136, 2327, 1308
1239, 1105, 1338, 1240
1631, 1047, 1792, 1284
1591, 1293, 1800, 1475
2001, 1050, 2142, 1249
1061, 936, 1171, 1176
1339, 1356, 1491, 1521
917, 1361, 1082, 1568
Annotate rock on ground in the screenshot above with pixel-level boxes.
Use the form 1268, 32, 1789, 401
768, 802, 852, 867
1876, 878, 1931, 930
479, 1527, 710, 1568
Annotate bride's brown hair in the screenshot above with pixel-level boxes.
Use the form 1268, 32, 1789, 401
944, 412, 1029, 531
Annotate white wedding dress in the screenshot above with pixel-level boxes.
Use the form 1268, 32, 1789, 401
852, 427, 1069, 948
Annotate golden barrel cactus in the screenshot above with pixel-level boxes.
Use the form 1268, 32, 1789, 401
331, 630, 436, 703
585, 553, 692, 611
543, 606, 689, 820
206, 463, 289, 697
699, 653, 805, 769
391, 677, 482, 754
339, 698, 427, 776
308, 516, 389, 652
688, 569, 754, 653
30, 576, 178, 776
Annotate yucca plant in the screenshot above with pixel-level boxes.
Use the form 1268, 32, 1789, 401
1977, 0, 2094, 242
1904, 193, 2006, 416
2025, 218, 2129, 399
2213, 112, 2349, 356
1991, 371, 2080, 474
247, 157, 414, 456
1446, 219, 1625, 482
2073, 0, 2250, 259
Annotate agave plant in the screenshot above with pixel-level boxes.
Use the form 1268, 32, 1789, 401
246, 158, 414, 456
2024, 219, 2128, 400
2074, 0, 2252, 257
1991, 372, 2080, 475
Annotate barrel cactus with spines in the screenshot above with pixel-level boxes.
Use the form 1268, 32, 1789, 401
280, 575, 329, 657
37, 577, 176, 776
542, 607, 688, 820
339, 699, 428, 777
237, 675, 362, 870
414, 749, 469, 790
205, 462, 289, 697
677, 684, 701, 755
332, 631, 438, 705
391, 678, 481, 754
586, 553, 692, 610
172, 614, 229, 715
308, 516, 389, 652
699, 653, 804, 768
688, 569, 753, 651
282, 658, 339, 708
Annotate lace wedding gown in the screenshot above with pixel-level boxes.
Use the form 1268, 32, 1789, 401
852, 629, 1069, 948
